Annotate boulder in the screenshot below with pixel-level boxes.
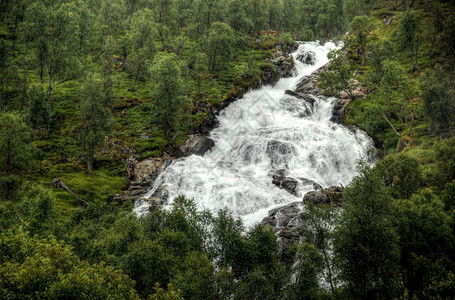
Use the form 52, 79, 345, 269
303, 186, 344, 207
294, 63, 331, 96
285, 90, 316, 105
299, 178, 323, 191
269, 170, 322, 196
273, 176, 299, 196
262, 202, 303, 229
331, 99, 349, 124
296, 50, 316, 65
270, 54, 295, 78
266, 140, 295, 168
192, 102, 218, 133
179, 134, 215, 157
303, 190, 329, 205
262, 202, 303, 256
133, 157, 169, 182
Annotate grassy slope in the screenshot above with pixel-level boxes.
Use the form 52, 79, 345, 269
0, 16, 281, 217
345, 0, 454, 184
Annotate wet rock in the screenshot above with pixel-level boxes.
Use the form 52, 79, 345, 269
284, 90, 316, 105
270, 54, 295, 78
134, 157, 169, 182
273, 176, 299, 196
192, 102, 218, 133
296, 50, 316, 65
262, 202, 303, 256
323, 186, 344, 205
298, 178, 323, 191
294, 63, 331, 96
262, 202, 302, 229
269, 170, 322, 196
331, 99, 349, 124
259, 64, 281, 86
303, 186, 344, 207
303, 190, 329, 205
266, 140, 295, 168
179, 134, 215, 157
148, 185, 170, 203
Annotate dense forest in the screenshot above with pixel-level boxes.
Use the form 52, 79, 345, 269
1, 0, 455, 299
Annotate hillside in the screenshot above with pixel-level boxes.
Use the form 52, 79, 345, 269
1, 0, 455, 299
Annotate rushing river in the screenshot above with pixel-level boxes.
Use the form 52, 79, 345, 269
134, 42, 374, 227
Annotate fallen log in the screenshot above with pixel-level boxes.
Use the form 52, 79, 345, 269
52, 178, 89, 207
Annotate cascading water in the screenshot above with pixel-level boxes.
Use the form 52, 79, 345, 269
134, 42, 374, 227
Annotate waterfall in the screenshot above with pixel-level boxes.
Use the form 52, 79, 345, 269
134, 42, 374, 227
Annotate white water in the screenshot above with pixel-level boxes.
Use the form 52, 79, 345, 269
134, 42, 374, 227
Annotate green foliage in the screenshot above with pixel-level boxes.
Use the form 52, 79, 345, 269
334, 163, 400, 299
434, 136, 455, 186
0, 112, 35, 176
206, 22, 235, 71
349, 16, 373, 65
0, 227, 140, 299
375, 153, 422, 199
397, 10, 421, 71
319, 49, 358, 99
392, 190, 454, 298
289, 243, 325, 300
420, 68, 455, 136
150, 53, 190, 140
76, 75, 112, 174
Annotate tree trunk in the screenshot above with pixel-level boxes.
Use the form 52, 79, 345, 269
87, 156, 93, 175
415, 37, 419, 71
22, 41, 29, 108
131, 64, 141, 92
52, 178, 89, 207
410, 44, 414, 71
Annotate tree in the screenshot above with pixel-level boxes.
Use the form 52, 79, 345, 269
150, 53, 189, 140
206, 22, 235, 71
0, 113, 35, 201
420, 68, 455, 136
153, 0, 177, 46
349, 16, 373, 66
77, 75, 112, 174
227, 0, 252, 33
121, 240, 175, 298
318, 49, 358, 99
301, 203, 338, 295
375, 153, 422, 199
25, 85, 49, 130
0, 113, 35, 176
393, 191, 454, 298
398, 10, 421, 71
435, 136, 455, 186
0, 227, 140, 299
25, 2, 78, 98
334, 163, 400, 299
128, 9, 157, 92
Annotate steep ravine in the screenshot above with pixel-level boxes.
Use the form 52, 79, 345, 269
131, 42, 375, 228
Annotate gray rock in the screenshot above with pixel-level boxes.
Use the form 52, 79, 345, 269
262, 202, 303, 229
303, 190, 329, 205
296, 50, 316, 65
179, 134, 215, 157
134, 157, 169, 182
285, 90, 316, 105
295, 63, 331, 96
262, 202, 304, 257
270, 54, 295, 78
273, 176, 299, 196
303, 186, 344, 207
266, 140, 295, 168
298, 178, 323, 191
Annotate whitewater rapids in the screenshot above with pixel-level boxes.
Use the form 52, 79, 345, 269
134, 42, 374, 227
